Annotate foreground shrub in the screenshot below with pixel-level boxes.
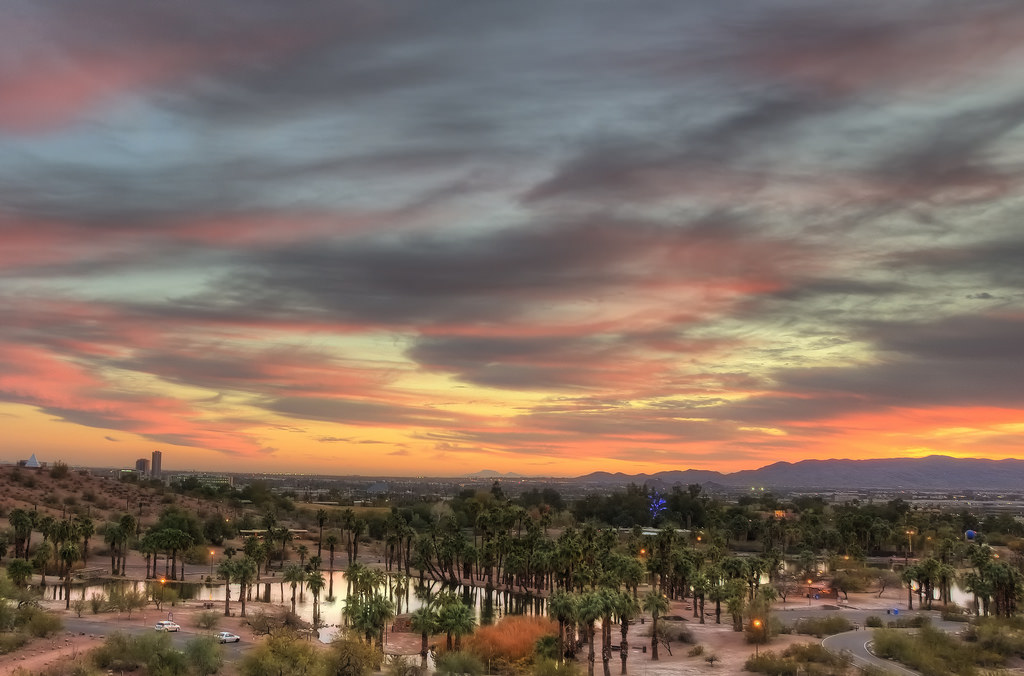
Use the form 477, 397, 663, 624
464, 615, 558, 664
872, 625, 1003, 676
532, 658, 578, 676
792, 615, 852, 637
186, 635, 224, 676
965, 618, 1024, 658
687, 644, 704, 657
435, 651, 486, 676
744, 643, 847, 676
239, 631, 321, 676
0, 632, 29, 655
322, 635, 382, 676
864, 615, 883, 628
20, 607, 63, 637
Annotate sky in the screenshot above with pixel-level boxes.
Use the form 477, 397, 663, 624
1, 1, 1023, 477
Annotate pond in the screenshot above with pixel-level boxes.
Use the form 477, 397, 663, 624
73, 571, 546, 640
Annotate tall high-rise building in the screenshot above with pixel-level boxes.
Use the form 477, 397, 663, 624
135, 458, 150, 474
151, 450, 162, 478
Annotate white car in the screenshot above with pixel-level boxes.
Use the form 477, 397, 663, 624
155, 620, 181, 632
216, 631, 241, 643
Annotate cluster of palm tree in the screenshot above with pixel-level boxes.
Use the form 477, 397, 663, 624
957, 544, 1023, 617
5, 511, 94, 608
343, 563, 397, 648
407, 591, 475, 670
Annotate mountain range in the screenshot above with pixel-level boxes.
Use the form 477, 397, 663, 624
577, 455, 1024, 491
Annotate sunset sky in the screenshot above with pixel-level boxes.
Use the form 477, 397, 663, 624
2, 1, 1023, 477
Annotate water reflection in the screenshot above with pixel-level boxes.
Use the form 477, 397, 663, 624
74, 572, 546, 631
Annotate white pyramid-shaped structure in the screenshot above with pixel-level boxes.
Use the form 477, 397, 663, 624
24, 453, 41, 468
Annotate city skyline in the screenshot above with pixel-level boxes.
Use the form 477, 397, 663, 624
2, 1, 1023, 476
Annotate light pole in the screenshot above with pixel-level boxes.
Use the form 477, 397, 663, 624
807, 579, 813, 605
209, 550, 216, 577
905, 530, 914, 564
752, 619, 763, 656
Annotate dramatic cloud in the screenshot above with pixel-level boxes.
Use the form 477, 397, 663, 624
1, 0, 1023, 474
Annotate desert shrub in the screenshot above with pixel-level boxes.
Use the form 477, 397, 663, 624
13, 664, 101, 676
195, 610, 220, 630
465, 615, 557, 664
0, 632, 29, 655
744, 644, 847, 676
239, 631, 321, 676
435, 651, 486, 676
385, 655, 419, 676
49, 461, 70, 479
71, 599, 86, 618
792, 615, 852, 637
744, 651, 799, 676
89, 593, 105, 614
872, 625, 1002, 676
687, 644, 704, 656
20, 607, 62, 637
887, 615, 929, 629
533, 658, 579, 676
864, 615, 883, 628
965, 618, 1024, 658
185, 635, 223, 676
941, 604, 971, 622
322, 634, 382, 676
91, 632, 177, 671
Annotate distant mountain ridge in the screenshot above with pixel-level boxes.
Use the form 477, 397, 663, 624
577, 455, 1024, 490
467, 469, 525, 478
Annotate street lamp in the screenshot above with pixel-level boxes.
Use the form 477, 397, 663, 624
210, 550, 216, 577
807, 579, 813, 605
752, 619, 763, 657
905, 530, 914, 564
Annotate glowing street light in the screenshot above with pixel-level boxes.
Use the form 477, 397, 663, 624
210, 550, 216, 577
752, 619, 763, 656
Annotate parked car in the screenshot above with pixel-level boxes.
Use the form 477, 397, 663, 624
216, 631, 241, 643
155, 620, 181, 632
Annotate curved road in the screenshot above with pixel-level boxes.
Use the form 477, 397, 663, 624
821, 615, 967, 676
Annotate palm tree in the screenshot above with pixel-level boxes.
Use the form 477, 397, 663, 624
307, 570, 326, 628
295, 544, 309, 567
235, 556, 258, 618
75, 517, 94, 567
578, 592, 602, 676
283, 564, 306, 615
615, 591, 640, 675
33, 542, 52, 587
548, 589, 577, 664
316, 509, 328, 559
438, 598, 475, 651
7, 558, 33, 586
59, 542, 80, 610
409, 605, 439, 671
218, 559, 236, 617
325, 533, 339, 597
8, 509, 33, 559
641, 590, 669, 661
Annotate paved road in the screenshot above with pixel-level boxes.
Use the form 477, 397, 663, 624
62, 616, 248, 661
823, 630, 916, 676
817, 610, 968, 676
